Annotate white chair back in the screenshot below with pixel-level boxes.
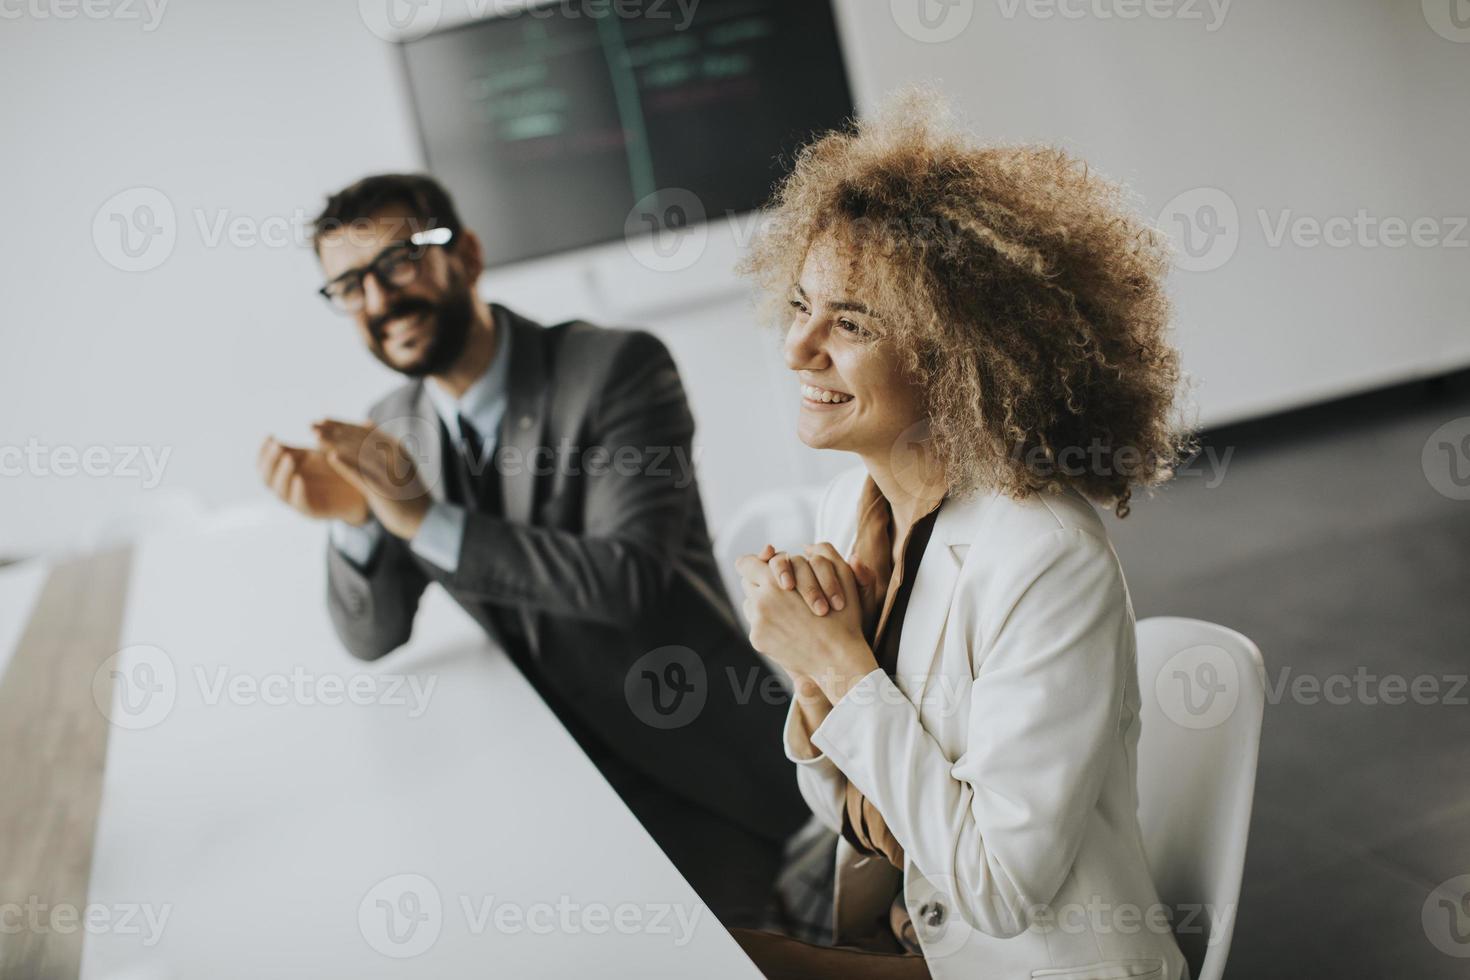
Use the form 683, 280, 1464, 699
1135, 616, 1266, 980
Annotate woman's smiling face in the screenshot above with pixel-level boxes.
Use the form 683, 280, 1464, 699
783, 235, 926, 459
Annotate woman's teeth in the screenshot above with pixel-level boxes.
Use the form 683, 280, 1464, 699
802, 384, 853, 404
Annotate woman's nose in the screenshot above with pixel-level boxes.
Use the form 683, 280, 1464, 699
783, 317, 828, 371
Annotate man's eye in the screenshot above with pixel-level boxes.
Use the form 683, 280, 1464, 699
789, 300, 810, 314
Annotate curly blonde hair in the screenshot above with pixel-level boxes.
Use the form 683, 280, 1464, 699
741, 90, 1194, 517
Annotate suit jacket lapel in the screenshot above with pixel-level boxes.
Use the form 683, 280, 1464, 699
409, 382, 448, 504
497, 306, 547, 526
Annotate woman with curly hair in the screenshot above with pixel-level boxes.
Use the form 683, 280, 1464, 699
731, 91, 1193, 980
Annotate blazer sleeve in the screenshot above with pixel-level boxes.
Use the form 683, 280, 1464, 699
326, 517, 431, 661
780, 468, 862, 830
809, 527, 1131, 938
427, 332, 700, 629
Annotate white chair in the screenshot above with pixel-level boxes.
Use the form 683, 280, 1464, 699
712, 486, 825, 627
1135, 616, 1266, 980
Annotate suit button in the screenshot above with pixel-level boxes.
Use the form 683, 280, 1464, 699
347, 593, 366, 616
920, 901, 946, 928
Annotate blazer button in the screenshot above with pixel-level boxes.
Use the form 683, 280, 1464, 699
347, 593, 366, 616
920, 901, 946, 928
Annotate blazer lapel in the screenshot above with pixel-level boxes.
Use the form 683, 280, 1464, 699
497, 306, 547, 526
406, 383, 447, 504
892, 499, 974, 709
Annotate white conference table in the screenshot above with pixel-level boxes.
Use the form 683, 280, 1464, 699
76, 511, 763, 979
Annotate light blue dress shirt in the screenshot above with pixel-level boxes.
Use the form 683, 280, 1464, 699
331, 324, 512, 572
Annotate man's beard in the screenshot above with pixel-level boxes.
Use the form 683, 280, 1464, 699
367, 285, 475, 379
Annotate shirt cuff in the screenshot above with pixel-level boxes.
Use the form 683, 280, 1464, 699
410, 501, 466, 572
330, 519, 382, 568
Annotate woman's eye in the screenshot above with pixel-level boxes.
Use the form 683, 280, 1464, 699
789, 300, 809, 315
838, 318, 868, 337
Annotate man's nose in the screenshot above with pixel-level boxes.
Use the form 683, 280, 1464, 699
361, 273, 391, 317
783, 316, 829, 372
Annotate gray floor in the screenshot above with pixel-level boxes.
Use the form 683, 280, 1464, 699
1107, 373, 1470, 979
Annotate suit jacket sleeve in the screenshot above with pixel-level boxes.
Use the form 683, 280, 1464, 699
327, 510, 432, 662
433, 332, 699, 629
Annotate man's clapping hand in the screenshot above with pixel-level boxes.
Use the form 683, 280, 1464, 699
312, 419, 432, 541
257, 437, 370, 525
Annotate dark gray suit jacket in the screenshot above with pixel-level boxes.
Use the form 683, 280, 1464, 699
327, 305, 806, 847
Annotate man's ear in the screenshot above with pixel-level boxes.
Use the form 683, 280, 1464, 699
452, 228, 486, 285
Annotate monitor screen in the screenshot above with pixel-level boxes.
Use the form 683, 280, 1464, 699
399, 0, 855, 268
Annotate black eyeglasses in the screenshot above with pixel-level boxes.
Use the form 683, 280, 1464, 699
318, 227, 455, 314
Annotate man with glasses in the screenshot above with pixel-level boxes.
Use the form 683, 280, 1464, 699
257, 174, 806, 928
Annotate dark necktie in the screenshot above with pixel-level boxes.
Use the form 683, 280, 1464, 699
453, 414, 502, 515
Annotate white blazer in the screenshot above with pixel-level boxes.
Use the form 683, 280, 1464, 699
786, 467, 1186, 980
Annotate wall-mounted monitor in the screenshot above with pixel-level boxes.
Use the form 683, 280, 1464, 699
399, 0, 855, 268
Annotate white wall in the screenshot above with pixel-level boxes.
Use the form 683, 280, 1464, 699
3, 0, 1467, 556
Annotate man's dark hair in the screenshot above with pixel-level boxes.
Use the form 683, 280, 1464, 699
311, 173, 463, 252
